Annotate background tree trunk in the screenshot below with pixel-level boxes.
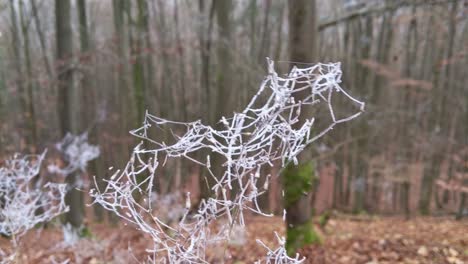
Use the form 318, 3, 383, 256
56, 0, 84, 234
77, 0, 103, 222
31, 0, 52, 80
196, 0, 216, 206
19, 0, 38, 152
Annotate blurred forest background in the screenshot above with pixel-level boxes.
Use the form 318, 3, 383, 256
0, 0, 466, 227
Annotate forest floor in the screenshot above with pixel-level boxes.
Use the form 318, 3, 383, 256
1, 215, 467, 264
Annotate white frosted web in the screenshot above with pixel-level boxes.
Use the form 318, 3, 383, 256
90, 58, 364, 263
48, 132, 100, 177
0, 151, 68, 252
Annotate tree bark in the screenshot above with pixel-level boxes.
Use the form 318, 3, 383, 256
419, 1, 458, 215
196, 0, 216, 206
257, 0, 272, 63
131, 0, 148, 122
9, 0, 28, 151
56, 0, 83, 233
112, 0, 134, 172
19, 0, 38, 151
31, 0, 53, 80
0, 50, 4, 116
214, 0, 233, 123
77, 0, 104, 222
283, 0, 320, 255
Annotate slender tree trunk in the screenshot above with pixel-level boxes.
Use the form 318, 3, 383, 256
138, 0, 155, 114
249, 0, 257, 60
419, 1, 458, 215
174, 0, 187, 122
19, 0, 38, 151
131, 0, 147, 122
455, 17, 468, 220
56, 0, 83, 233
173, 0, 189, 191
77, 0, 103, 222
371, 9, 395, 103
214, 0, 237, 197
152, 0, 176, 193
112, 0, 133, 175
197, 0, 216, 205
196, 0, 234, 206
112, 0, 128, 127
257, 0, 271, 63
399, 6, 417, 219
0, 49, 4, 116
456, 192, 466, 220
273, 4, 284, 61
283, 0, 320, 255
9, 0, 27, 151
352, 16, 372, 213
214, 0, 233, 123
199, 0, 215, 121
31, 0, 52, 80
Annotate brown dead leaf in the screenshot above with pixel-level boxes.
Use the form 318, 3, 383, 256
417, 246, 428, 257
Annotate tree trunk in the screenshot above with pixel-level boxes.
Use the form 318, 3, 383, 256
19, 0, 38, 151
31, 0, 53, 80
0, 49, 4, 116
77, 0, 103, 222
131, 0, 147, 122
214, 0, 233, 123
401, 181, 410, 219
174, 0, 188, 122
112, 0, 133, 165
283, 0, 320, 255
420, 1, 458, 215
197, 0, 216, 206
9, 0, 27, 152
56, 0, 83, 234
257, 0, 271, 64
273, 4, 285, 62
138, 0, 155, 114
352, 15, 372, 214
456, 192, 466, 220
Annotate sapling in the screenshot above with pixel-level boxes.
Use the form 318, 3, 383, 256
91, 59, 364, 263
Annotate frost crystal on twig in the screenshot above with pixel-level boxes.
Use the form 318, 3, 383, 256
255, 233, 304, 264
91, 59, 364, 263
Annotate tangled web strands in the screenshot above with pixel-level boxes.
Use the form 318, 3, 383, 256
0, 152, 68, 239
48, 132, 100, 177
91, 58, 365, 263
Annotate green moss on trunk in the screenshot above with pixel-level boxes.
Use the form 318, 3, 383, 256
283, 161, 321, 255
283, 162, 315, 208
286, 221, 321, 255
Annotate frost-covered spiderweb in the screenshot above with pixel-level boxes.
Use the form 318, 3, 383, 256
46, 132, 100, 245
48, 132, 100, 178
0, 152, 68, 263
90, 58, 364, 263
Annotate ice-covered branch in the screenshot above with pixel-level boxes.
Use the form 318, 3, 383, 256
255, 233, 305, 264
91, 59, 364, 263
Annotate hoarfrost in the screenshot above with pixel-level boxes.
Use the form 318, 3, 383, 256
91, 59, 364, 263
